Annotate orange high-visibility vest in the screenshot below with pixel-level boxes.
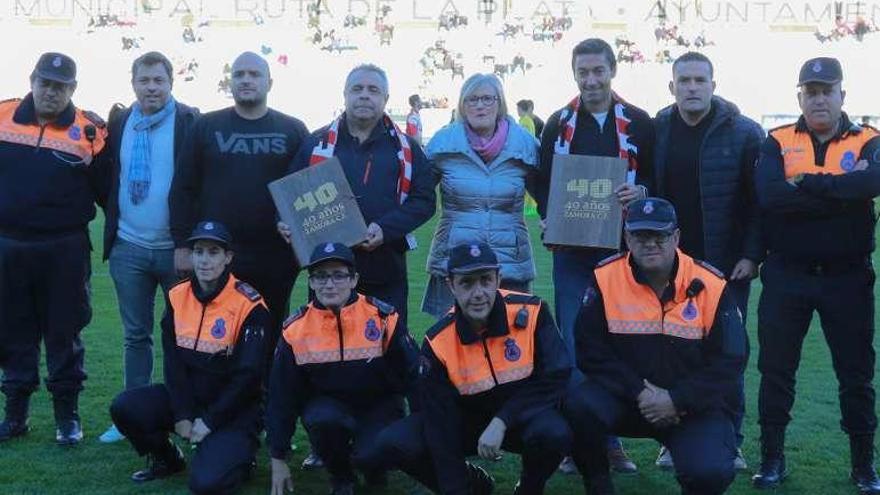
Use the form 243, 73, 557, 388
169, 275, 265, 355
770, 123, 878, 179
282, 295, 400, 365
594, 251, 726, 340
427, 290, 540, 396
0, 99, 107, 165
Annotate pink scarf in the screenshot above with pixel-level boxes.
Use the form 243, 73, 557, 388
466, 118, 509, 163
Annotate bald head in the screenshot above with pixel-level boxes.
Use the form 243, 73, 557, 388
232, 51, 270, 78
231, 52, 272, 111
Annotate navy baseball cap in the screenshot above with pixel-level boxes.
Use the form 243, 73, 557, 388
798, 57, 842, 86
307, 242, 355, 269
187, 221, 232, 248
625, 198, 678, 233
33, 52, 77, 85
447, 242, 500, 275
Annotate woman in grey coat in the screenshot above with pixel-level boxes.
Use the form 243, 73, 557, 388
421, 73, 540, 318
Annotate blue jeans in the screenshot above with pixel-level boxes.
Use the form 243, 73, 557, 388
108, 239, 177, 390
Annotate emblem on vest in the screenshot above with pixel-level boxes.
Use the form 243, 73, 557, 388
365, 318, 381, 341
841, 151, 857, 172
682, 301, 699, 321
211, 318, 227, 339
504, 338, 521, 362
68, 125, 81, 141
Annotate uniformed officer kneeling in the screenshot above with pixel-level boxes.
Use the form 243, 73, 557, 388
375, 242, 573, 495
564, 198, 747, 495
110, 221, 269, 494
267, 242, 419, 495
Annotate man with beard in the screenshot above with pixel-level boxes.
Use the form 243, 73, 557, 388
171, 52, 308, 366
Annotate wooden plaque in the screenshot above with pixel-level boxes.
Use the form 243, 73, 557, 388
543, 154, 628, 250
269, 157, 368, 265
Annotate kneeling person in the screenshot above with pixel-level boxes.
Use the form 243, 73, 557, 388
110, 221, 268, 494
377, 243, 572, 495
267, 242, 419, 495
564, 198, 747, 495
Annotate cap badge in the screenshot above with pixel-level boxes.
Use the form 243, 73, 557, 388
324, 243, 335, 253
812, 60, 822, 73
470, 245, 481, 257
52, 56, 62, 68
643, 201, 654, 214
204, 222, 214, 230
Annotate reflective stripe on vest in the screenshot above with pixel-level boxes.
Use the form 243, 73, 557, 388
282, 295, 399, 365
594, 251, 726, 340
169, 275, 264, 355
427, 290, 539, 396
770, 124, 878, 179
0, 100, 107, 165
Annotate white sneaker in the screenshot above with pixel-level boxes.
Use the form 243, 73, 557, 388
99, 424, 125, 443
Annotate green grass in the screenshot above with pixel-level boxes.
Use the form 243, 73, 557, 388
0, 213, 873, 494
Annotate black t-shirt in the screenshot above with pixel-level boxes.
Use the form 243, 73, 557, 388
664, 105, 715, 259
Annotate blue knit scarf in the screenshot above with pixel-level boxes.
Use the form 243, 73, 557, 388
127, 97, 175, 205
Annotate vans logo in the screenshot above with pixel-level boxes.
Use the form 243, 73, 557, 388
215, 132, 287, 155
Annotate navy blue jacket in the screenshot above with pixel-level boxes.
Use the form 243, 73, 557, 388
653, 96, 765, 275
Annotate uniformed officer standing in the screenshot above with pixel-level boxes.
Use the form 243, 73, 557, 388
564, 198, 747, 495
375, 242, 572, 495
753, 57, 880, 494
110, 221, 268, 494
0, 52, 107, 445
267, 242, 419, 495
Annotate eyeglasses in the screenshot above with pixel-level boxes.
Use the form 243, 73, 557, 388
308, 271, 353, 285
629, 231, 674, 246
465, 95, 498, 107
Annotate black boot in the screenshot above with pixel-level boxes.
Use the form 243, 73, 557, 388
0, 394, 30, 442
53, 395, 82, 445
131, 439, 186, 483
752, 426, 788, 489
466, 462, 495, 495
851, 435, 880, 495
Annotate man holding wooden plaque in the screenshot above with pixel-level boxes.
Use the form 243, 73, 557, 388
536, 38, 655, 474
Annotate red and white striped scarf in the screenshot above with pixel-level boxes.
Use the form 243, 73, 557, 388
554, 93, 639, 183
309, 113, 413, 204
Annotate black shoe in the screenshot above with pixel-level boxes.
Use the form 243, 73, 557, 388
585, 473, 616, 495
607, 444, 638, 474
55, 419, 83, 445
466, 462, 495, 495
752, 456, 788, 489
0, 418, 29, 442
852, 466, 880, 495
131, 444, 186, 483
329, 480, 355, 495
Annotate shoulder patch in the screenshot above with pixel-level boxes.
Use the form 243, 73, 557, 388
366, 296, 396, 317
503, 293, 541, 306
426, 312, 456, 340
282, 305, 308, 329
81, 110, 106, 128
235, 281, 262, 302
596, 252, 625, 268
694, 259, 726, 279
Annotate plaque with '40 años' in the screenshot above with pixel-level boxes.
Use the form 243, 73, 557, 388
269, 157, 368, 265
544, 155, 628, 250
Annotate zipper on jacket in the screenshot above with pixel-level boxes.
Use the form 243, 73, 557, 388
192, 304, 208, 352
35, 124, 47, 150
336, 314, 345, 362
481, 336, 499, 386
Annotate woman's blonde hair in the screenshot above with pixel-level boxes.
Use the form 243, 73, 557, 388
456, 73, 508, 123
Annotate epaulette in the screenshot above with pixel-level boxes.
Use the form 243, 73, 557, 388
860, 123, 880, 134
425, 312, 456, 340
235, 280, 262, 302
282, 305, 308, 329
366, 296, 396, 317
694, 259, 725, 280
503, 293, 541, 306
596, 252, 625, 268
81, 109, 106, 128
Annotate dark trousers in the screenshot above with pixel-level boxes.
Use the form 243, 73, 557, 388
0, 232, 90, 402
110, 384, 258, 495
376, 411, 571, 494
726, 278, 751, 448
565, 378, 736, 495
757, 256, 876, 435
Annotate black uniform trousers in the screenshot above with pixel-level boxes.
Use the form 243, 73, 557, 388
757, 255, 877, 434
375, 410, 572, 493
0, 232, 90, 401
110, 384, 258, 495
301, 395, 405, 483
565, 378, 736, 495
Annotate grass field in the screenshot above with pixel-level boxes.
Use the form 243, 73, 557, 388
0, 213, 873, 495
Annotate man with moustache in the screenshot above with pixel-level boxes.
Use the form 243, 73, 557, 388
95, 51, 200, 444
0, 52, 107, 444
171, 51, 309, 366
753, 57, 880, 494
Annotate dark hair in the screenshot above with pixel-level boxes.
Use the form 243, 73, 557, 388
131, 51, 173, 82
408, 94, 420, 107
672, 51, 714, 79
571, 38, 616, 73
516, 99, 530, 111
